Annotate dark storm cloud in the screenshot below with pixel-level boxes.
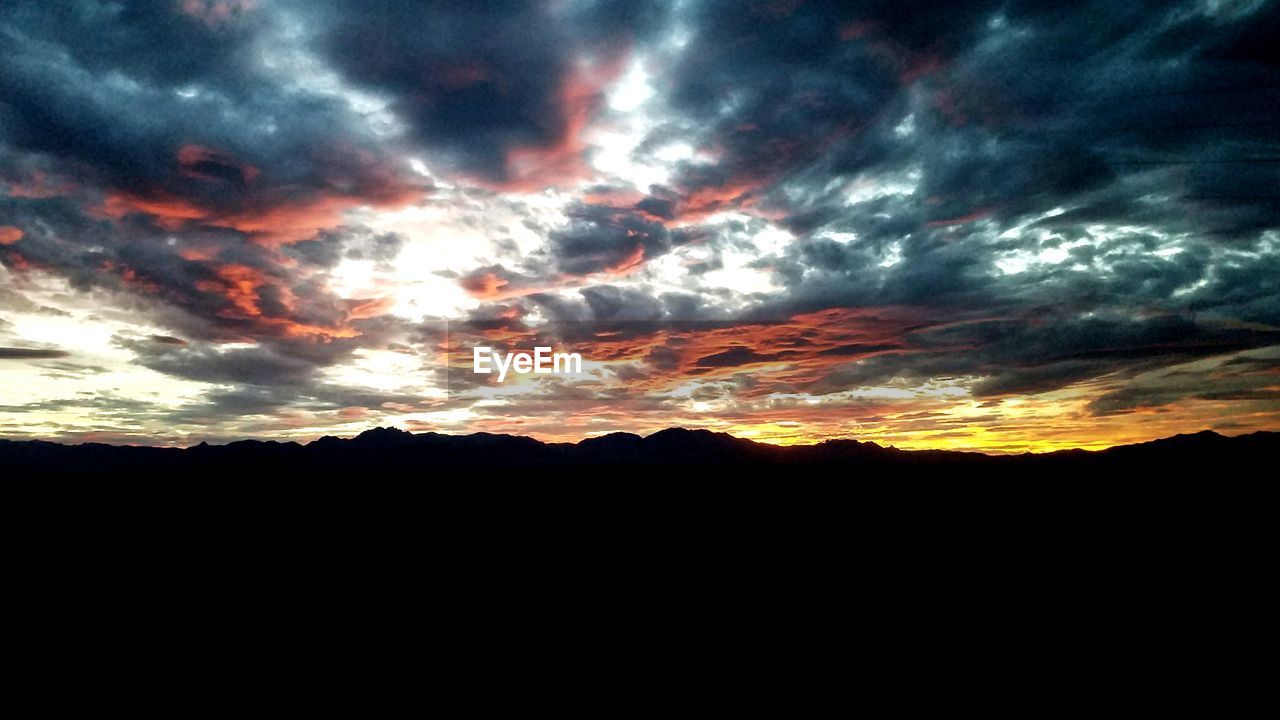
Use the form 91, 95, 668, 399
0, 1, 259, 90
591, 0, 1280, 405
453, 199, 709, 304
299, 0, 671, 185
0, 188, 400, 351
755, 220, 1279, 400
1184, 244, 1280, 326
0, 0, 433, 401
0, 1, 425, 237
795, 311, 1280, 404
0, 3, 432, 396
579, 286, 667, 322
641, 0, 1280, 234
601, 0, 1280, 284
551, 202, 704, 277
458, 280, 730, 328
630, 0, 1012, 220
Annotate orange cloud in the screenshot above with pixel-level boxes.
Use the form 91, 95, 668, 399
345, 296, 396, 321
178, 245, 220, 262
193, 262, 361, 341
445, 307, 941, 396
94, 192, 207, 230
207, 263, 269, 318
0, 226, 23, 245
491, 51, 631, 192
96, 187, 421, 246
92, 145, 426, 246
672, 180, 768, 224
460, 272, 511, 299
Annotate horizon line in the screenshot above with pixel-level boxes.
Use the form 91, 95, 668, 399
2, 425, 1270, 458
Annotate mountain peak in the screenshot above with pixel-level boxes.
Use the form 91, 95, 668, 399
356, 426, 411, 439
350, 426, 414, 447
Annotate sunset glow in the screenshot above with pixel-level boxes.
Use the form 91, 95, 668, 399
2, 1, 1278, 453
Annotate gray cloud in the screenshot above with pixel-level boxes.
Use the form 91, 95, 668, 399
0, 347, 71, 360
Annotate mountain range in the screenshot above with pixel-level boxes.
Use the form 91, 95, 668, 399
2, 427, 1274, 477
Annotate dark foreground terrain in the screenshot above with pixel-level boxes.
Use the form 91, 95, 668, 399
2, 427, 1275, 477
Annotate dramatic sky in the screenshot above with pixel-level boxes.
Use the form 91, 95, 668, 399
2, 0, 1279, 452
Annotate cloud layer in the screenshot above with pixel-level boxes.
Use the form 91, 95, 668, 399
2, 0, 1278, 450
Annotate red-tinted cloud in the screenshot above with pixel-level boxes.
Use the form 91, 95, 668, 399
177, 144, 260, 186
3, 170, 75, 199
191, 262, 361, 341
490, 52, 630, 192
926, 207, 994, 227
459, 271, 512, 299
446, 307, 942, 396
93, 144, 427, 246
180, 0, 255, 28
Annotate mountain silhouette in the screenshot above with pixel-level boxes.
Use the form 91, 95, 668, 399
2, 427, 1274, 477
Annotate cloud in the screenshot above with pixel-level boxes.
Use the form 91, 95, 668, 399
0, 347, 70, 360
300, 0, 667, 188
2, 1, 1279, 447
550, 201, 704, 276
0, 0, 427, 247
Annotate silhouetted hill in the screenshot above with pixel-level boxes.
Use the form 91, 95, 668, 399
1, 427, 1275, 477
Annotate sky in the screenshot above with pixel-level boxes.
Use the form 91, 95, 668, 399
1, 0, 1279, 453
